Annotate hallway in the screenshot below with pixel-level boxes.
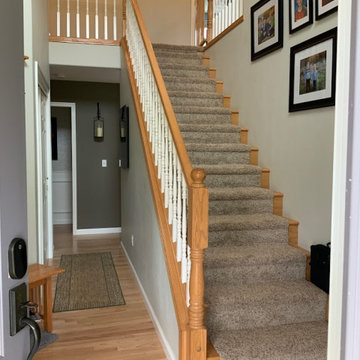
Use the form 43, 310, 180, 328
34, 226, 166, 360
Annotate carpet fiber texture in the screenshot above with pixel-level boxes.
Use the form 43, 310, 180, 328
154, 43, 328, 359
53, 252, 125, 312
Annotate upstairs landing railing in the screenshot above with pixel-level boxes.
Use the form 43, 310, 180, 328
48, 0, 121, 45
196, 0, 244, 47
122, 0, 209, 359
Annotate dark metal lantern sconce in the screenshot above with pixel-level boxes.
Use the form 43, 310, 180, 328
94, 102, 104, 141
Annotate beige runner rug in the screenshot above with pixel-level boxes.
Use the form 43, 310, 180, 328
53, 252, 125, 312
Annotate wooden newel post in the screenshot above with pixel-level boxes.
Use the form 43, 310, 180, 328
188, 169, 208, 360
207, 0, 214, 43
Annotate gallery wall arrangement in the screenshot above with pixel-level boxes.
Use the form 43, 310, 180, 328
250, 0, 338, 111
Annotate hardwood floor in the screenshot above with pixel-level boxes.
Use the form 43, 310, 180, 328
34, 227, 166, 360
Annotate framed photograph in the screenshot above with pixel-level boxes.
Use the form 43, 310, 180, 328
289, 28, 337, 112
251, 0, 283, 61
315, 0, 338, 20
289, 0, 313, 34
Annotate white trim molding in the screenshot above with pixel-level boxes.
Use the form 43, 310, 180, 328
74, 227, 122, 235
121, 243, 176, 360
51, 102, 77, 237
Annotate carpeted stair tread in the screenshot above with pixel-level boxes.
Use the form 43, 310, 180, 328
186, 143, 251, 152
168, 91, 223, 100
198, 163, 262, 175
155, 51, 203, 62
159, 63, 208, 72
209, 321, 328, 360
163, 76, 216, 85
209, 213, 288, 231
205, 243, 305, 267
173, 105, 231, 115
209, 187, 273, 200
205, 280, 327, 331
205, 280, 325, 307
153, 43, 203, 52
179, 123, 240, 133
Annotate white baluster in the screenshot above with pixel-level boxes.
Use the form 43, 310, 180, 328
113, 0, 117, 40
95, 0, 99, 39
164, 127, 169, 208
66, 0, 70, 37
181, 175, 187, 283
86, 0, 90, 38
177, 158, 182, 262
76, 0, 80, 38
168, 138, 173, 224
232, 0, 236, 22
186, 245, 191, 306
57, 0, 60, 37
240, 0, 243, 18
172, 145, 177, 242
104, 0, 108, 40
235, 0, 240, 19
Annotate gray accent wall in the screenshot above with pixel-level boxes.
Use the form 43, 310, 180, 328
120, 50, 179, 358
51, 81, 121, 229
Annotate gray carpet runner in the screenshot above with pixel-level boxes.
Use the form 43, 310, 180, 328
153, 43, 328, 360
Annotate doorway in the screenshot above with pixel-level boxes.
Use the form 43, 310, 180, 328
50, 103, 77, 236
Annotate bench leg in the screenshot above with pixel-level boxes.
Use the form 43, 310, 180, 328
43, 278, 53, 332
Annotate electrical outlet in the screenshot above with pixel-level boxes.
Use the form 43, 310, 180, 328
131, 235, 134, 247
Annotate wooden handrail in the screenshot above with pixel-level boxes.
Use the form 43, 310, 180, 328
128, 0, 194, 187
121, 38, 190, 333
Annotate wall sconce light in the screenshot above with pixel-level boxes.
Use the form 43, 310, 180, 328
94, 102, 104, 141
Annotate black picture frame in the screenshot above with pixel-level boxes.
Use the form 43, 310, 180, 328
315, 0, 338, 20
251, 0, 283, 61
289, 28, 337, 112
289, 0, 313, 34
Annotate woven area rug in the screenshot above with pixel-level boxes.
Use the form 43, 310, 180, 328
53, 252, 125, 312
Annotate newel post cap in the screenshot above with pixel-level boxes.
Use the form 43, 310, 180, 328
191, 168, 206, 188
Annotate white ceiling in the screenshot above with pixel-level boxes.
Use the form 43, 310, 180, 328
50, 65, 121, 83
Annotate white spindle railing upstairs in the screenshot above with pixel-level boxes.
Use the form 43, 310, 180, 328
49, 0, 120, 44
123, 0, 209, 358
212, 0, 243, 40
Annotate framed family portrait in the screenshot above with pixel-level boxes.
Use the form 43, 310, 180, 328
316, 0, 338, 20
289, 28, 337, 112
289, 0, 313, 33
251, 0, 283, 61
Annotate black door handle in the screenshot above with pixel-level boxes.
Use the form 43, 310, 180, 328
21, 317, 41, 360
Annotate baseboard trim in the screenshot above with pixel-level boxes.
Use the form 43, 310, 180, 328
121, 243, 176, 360
74, 227, 122, 235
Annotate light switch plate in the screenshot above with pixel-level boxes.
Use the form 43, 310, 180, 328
102, 160, 107, 167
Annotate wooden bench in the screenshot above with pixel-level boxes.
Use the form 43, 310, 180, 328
28, 264, 64, 332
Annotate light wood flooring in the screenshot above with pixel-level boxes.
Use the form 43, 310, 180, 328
34, 226, 166, 360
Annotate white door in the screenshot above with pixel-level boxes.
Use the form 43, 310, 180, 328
0, 0, 30, 358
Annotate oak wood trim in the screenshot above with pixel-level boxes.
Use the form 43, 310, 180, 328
273, 192, 284, 216
24, 56, 29, 60
207, 0, 214, 43
216, 81, 223, 93
209, 68, 216, 79
202, 56, 210, 67
207, 339, 220, 360
204, 16, 244, 51
240, 128, 248, 144
250, 147, 259, 166
128, 0, 193, 187
122, 38, 189, 334
261, 169, 270, 189
231, 110, 239, 125
49, 36, 121, 46
223, 95, 231, 108
286, 218, 300, 248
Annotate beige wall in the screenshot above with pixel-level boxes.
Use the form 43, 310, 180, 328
120, 50, 178, 359
24, 0, 50, 263
126, 0, 192, 45
206, 1, 337, 250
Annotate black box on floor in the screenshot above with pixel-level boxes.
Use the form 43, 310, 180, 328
310, 243, 330, 293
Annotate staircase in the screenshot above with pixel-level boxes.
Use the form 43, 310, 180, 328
153, 43, 328, 360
